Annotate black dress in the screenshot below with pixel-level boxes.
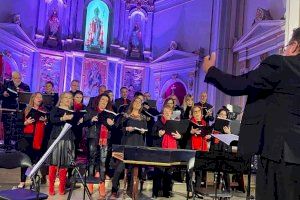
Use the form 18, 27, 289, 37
48, 107, 75, 168
121, 115, 147, 146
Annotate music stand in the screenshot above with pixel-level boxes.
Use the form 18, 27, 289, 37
28, 123, 72, 199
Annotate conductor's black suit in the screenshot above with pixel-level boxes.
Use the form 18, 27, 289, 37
204, 54, 300, 200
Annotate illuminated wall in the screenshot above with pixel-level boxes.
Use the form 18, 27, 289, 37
84, 0, 110, 54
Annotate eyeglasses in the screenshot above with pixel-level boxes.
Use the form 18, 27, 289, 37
281, 43, 291, 53
280, 41, 299, 53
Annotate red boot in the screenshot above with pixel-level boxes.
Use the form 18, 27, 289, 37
58, 168, 68, 195
99, 182, 106, 199
87, 184, 94, 194
48, 165, 57, 195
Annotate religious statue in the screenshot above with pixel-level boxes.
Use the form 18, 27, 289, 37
43, 10, 62, 49
85, 7, 104, 50
48, 10, 60, 37
128, 24, 143, 59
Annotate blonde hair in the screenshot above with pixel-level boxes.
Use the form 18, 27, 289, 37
24, 92, 43, 116
182, 94, 194, 111
56, 92, 73, 108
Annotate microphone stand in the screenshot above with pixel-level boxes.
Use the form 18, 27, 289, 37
66, 148, 92, 200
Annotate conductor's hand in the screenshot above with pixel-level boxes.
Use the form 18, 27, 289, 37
202, 52, 216, 73
24, 117, 35, 125
172, 131, 181, 139
3, 91, 9, 97
107, 118, 114, 126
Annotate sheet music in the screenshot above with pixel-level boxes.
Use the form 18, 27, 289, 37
104, 109, 118, 116
133, 127, 148, 132
7, 88, 18, 94
211, 133, 239, 146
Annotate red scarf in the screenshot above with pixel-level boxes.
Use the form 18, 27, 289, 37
23, 107, 46, 150
212, 130, 221, 144
190, 117, 208, 151
74, 101, 83, 111
97, 108, 108, 146
161, 116, 177, 149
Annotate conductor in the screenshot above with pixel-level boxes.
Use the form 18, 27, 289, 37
202, 28, 300, 200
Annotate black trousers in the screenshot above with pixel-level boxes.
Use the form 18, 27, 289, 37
256, 157, 300, 200
20, 136, 40, 182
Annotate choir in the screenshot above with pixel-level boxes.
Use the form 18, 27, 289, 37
0, 71, 244, 199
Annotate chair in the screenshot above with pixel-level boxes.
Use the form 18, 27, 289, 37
0, 150, 48, 200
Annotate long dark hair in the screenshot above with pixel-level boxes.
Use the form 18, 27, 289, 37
126, 96, 143, 115
95, 93, 112, 111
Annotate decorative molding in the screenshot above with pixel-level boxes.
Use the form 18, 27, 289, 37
125, 0, 155, 12
0, 24, 37, 53
233, 20, 285, 62
155, 0, 194, 13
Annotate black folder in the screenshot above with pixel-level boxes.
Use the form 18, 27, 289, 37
190, 121, 211, 136
98, 110, 116, 124
214, 118, 230, 132
26, 108, 47, 121
165, 119, 189, 134
63, 109, 87, 125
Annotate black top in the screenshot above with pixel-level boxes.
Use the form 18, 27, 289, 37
49, 107, 74, 140
115, 98, 131, 113
205, 54, 300, 164
120, 114, 147, 146
182, 106, 192, 119
84, 108, 114, 139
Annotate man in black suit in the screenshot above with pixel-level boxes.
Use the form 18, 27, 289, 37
195, 91, 214, 124
69, 79, 81, 96
114, 86, 131, 113
202, 28, 300, 200
1, 71, 30, 145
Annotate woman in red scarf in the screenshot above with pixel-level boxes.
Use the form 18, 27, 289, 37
18, 92, 47, 188
184, 105, 209, 197
151, 105, 182, 198
85, 93, 114, 199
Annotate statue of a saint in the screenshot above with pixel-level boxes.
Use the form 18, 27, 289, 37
43, 10, 62, 49
130, 24, 142, 50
